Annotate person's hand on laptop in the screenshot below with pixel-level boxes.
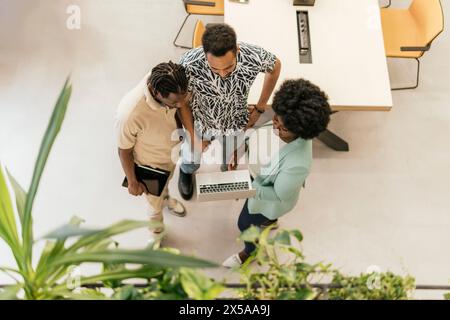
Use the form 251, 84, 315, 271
245, 104, 266, 130
128, 180, 148, 196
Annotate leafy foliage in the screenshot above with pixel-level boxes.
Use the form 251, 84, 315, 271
328, 271, 415, 300
236, 226, 416, 300
238, 226, 329, 300
0, 79, 217, 300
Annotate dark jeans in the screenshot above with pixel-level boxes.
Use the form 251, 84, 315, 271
238, 200, 277, 255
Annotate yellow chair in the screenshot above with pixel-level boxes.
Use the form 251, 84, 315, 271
380, 0, 444, 90
173, 0, 224, 49
192, 20, 206, 48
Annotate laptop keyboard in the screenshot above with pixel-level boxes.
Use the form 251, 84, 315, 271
199, 182, 249, 194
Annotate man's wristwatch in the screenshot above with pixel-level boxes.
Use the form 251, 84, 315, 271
255, 106, 265, 114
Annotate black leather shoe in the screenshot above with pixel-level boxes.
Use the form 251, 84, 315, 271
178, 169, 194, 200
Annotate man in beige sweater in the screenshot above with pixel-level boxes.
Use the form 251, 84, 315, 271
116, 62, 190, 246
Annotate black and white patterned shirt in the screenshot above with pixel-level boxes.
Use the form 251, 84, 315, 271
179, 42, 277, 137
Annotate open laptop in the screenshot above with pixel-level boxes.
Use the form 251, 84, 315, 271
195, 170, 256, 202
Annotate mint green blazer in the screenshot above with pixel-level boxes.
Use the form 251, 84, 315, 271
248, 137, 312, 220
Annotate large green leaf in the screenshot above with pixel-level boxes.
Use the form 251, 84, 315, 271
35, 242, 63, 276
35, 220, 151, 287
0, 266, 23, 283
0, 285, 21, 300
78, 266, 163, 287
49, 266, 163, 296
22, 78, 72, 272
66, 220, 152, 252
84, 238, 117, 252
113, 285, 144, 300
35, 216, 87, 284
40, 224, 100, 240
239, 226, 261, 243
273, 230, 291, 246
180, 268, 224, 300
0, 165, 21, 261
290, 230, 303, 243
48, 249, 218, 269
6, 169, 26, 226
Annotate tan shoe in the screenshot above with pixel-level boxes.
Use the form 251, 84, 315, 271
164, 196, 186, 217
147, 228, 166, 249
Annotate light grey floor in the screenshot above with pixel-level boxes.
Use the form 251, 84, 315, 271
0, 0, 449, 299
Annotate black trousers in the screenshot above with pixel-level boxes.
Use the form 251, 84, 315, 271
238, 200, 277, 254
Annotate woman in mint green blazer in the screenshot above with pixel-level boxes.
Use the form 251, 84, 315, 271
223, 79, 331, 268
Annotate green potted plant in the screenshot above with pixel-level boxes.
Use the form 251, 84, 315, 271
234, 226, 416, 300
0, 79, 217, 300
237, 226, 330, 300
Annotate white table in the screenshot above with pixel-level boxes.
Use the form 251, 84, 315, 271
225, 0, 393, 150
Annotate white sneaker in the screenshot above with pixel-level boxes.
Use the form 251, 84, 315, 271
165, 197, 186, 217
222, 253, 243, 268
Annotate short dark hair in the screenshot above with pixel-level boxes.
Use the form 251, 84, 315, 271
202, 23, 237, 57
147, 61, 188, 98
272, 79, 331, 140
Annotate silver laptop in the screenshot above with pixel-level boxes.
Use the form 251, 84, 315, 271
195, 170, 256, 202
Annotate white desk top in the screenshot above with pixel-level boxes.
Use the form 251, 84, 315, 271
224, 0, 393, 111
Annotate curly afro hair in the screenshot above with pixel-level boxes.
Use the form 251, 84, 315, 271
202, 23, 237, 57
272, 79, 331, 140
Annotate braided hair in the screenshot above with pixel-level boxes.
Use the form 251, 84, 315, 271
147, 61, 188, 98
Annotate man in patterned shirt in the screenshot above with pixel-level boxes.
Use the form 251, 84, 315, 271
177, 23, 281, 200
